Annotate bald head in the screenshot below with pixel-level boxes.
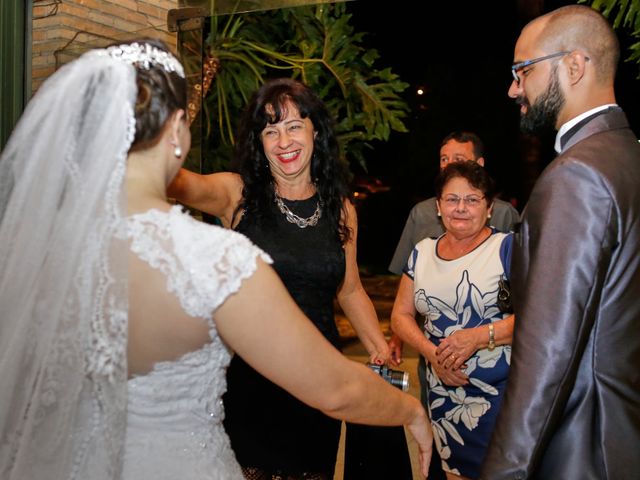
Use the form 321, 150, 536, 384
530, 5, 619, 84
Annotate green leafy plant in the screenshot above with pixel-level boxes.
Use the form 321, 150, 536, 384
199, 4, 409, 173
586, 0, 640, 76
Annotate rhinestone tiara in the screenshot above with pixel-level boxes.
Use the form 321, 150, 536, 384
96, 42, 185, 78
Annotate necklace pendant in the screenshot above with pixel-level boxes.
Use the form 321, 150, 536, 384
274, 194, 322, 228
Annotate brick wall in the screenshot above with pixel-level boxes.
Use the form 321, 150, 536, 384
31, 0, 178, 93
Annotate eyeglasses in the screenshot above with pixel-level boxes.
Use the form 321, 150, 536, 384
511, 51, 570, 85
441, 194, 485, 208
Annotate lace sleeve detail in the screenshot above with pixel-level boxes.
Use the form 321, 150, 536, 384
127, 206, 272, 324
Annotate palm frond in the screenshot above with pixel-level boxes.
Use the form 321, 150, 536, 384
586, 0, 640, 78
201, 4, 410, 171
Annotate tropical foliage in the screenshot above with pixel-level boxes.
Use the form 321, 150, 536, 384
586, 0, 640, 76
198, 3, 409, 172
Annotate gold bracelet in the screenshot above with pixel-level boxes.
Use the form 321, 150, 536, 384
488, 323, 495, 351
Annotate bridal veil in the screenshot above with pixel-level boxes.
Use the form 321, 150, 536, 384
0, 48, 137, 479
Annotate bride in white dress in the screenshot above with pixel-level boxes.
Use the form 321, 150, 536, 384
0, 40, 432, 480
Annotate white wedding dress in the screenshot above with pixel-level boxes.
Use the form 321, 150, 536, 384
0, 46, 275, 480
122, 206, 270, 479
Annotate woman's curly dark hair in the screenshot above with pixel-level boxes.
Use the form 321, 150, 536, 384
231, 78, 352, 243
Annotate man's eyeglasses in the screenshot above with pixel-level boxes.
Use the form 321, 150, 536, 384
511, 51, 570, 85
441, 194, 485, 208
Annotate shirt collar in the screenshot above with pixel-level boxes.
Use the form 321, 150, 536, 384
554, 104, 618, 153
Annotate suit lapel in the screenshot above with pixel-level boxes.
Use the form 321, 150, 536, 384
561, 107, 629, 152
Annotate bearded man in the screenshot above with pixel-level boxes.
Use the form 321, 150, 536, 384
481, 5, 640, 480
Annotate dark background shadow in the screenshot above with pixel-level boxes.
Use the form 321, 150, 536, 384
346, 0, 640, 273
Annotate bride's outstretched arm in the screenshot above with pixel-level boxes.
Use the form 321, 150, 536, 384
214, 258, 432, 477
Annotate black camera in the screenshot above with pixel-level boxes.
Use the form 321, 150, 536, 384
367, 363, 409, 392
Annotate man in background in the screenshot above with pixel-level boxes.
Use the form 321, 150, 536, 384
388, 131, 519, 275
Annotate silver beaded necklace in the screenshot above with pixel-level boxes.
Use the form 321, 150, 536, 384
274, 194, 322, 228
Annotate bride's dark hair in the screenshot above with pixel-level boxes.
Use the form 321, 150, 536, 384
231, 78, 352, 243
125, 39, 187, 152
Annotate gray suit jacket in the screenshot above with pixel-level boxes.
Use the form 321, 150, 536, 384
481, 108, 640, 479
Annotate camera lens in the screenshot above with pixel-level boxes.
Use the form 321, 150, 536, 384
366, 363, 410, 392
388, 369, 410, 392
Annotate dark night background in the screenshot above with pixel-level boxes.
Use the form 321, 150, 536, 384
343, 0, 640, 272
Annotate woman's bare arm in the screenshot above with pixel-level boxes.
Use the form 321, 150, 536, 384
167, 168, 243, 227
214, 259, 432, 476
336, 200, 390, 364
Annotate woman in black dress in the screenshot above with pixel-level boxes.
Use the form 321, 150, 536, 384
169, 78, 412, 479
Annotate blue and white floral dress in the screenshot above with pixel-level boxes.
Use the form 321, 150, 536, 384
404, 229, 513, 478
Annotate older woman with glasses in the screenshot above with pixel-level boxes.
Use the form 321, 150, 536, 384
391, 160, 515, 480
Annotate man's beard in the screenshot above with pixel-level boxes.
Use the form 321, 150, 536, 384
517, 65, 565, 135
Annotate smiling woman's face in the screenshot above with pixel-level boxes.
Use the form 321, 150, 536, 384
260, 100, 316, 184
437, 176, 491, 239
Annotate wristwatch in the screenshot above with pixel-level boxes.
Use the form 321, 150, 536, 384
488, 323, 495, 351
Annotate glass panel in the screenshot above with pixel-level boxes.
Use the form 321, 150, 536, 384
1, 0, 27, 150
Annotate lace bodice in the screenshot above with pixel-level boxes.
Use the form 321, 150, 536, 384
122, 206, 271, 479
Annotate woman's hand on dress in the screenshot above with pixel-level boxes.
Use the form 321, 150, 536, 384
435, 328, 479, 371
431, 360, 469, 387
427, 350, 468, 386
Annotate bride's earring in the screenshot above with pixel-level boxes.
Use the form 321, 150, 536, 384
170, 141, 182, 158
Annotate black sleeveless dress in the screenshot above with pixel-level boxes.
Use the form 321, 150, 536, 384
223, 194, 345, 477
